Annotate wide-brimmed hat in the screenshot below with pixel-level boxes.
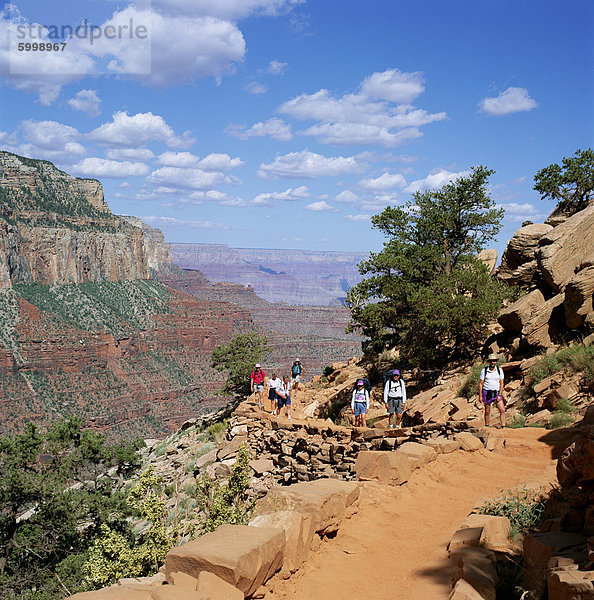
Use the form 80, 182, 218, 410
487, 354, 498, 362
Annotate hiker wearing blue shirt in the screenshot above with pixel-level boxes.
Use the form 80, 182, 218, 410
384, 369, 406, 428
351, 379, 369, 427
478, 354, 506, 428
290, 359, 305, 400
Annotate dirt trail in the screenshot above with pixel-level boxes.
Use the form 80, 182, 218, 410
261, 427, 572, 600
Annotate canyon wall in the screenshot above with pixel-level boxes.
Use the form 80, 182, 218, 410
0, 152, 150, 288
169, 243, 367, 305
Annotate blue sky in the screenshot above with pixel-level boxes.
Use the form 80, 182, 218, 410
0, 0, 592, 256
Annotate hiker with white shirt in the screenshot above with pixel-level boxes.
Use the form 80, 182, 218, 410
384, 369, 406, 428
478, 354, 506, 428
266, 373, 282, 415
351, 379, 370, 427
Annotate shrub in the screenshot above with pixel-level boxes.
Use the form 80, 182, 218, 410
547, 412, 575, 430
207, 420, 228, 443
509, 414, 526, 429
322, 365, 335, 377
458, 363, 484, 399
528, 354, 561, 387
477, 488, 545, 539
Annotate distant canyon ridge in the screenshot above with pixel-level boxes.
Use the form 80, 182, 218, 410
170, 243, 367, 306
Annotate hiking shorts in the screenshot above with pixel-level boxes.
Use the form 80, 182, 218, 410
354, 402, 367, 416
387, 396, 404, 414
253, 384, 264, 393
291, 375, 301, 384
277, 394, 291, 408
482, 389, 500, 405
268, 388, 277, 401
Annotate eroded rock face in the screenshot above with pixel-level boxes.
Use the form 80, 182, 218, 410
536, 205, 594, 294
564, 265, 594, 329
497, 223, 553, 286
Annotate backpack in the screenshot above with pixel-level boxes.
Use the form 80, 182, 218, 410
383, 370, 402, 386
480, 365, 503, 380
291, 363, 303, 377
352, 378, 372, 393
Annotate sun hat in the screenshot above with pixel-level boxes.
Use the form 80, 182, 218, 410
392, 369, 400, 375
255, 363, 261, 368
295, 358, 300, 362
487, 354, 498, 362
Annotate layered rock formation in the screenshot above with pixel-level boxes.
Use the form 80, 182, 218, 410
169, 243, 367, 305
0, 152, 150, 288
495, 205, 594, 351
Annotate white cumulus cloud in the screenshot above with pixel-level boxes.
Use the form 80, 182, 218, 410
141, 215, 233, 230
360, 68, 425, 103
258, 150, 364, 179
72, 158, 150, 178
149, 166, 230, 189
106, 148, 155, 161
478, 87, 538, 116
335, 190, 359, 203
403, 169, 470, 194
252, 185, 309, 205
67, 90, 102, 117
244, 81, 268, 94
264, 60, 288, 75
345, 214, 370, 222
226, 117, 293, 141
501, 202, 543, 222
305, 200, 333, 211
88, 111, 194, 148
358, 172, 407, 191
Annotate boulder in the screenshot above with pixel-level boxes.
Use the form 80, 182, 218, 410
69, 586, 207, 600
497, 223, 553, 286
253, 478, 360, 536
249, 510, 314, 573
536, 205, 594, 293
476, 249, 498, 275
196, 571, 243, 600
454, 432, 483, 452
448, 577, 487, 600
164, 524, 285, 596
448, 527, 484, 553
523, 293, 565, 349
498, 289, 545, 333
557, 427, 594, 488
216, 436, 247, 461
355, 450, 412, 485
547, 568, 594, 600
462, 514, 511, 552
424, 437, 460, 454
168, 571, 198, 589
249, 458, 274, 476
564, 265, 594, 328
396, 441, 438, 468
456, 560, 496, 600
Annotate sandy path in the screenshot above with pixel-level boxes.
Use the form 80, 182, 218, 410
261, 428, 571, 600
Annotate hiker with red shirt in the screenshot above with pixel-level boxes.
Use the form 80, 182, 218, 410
250, 364, 266, 410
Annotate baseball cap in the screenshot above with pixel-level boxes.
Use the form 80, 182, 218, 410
255, 363, 261, 368
357, 379, 364, 385
392, 369, 400, 375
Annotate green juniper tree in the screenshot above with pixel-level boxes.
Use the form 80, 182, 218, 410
210, 332, 272, 397
534, 148, 594, 214
347, 166, 507, 370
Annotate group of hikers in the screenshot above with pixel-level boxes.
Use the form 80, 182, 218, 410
250, 359, 305, 421
251, 353, 506, 429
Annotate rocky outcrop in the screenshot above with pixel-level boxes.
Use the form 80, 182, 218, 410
122, 216, 173, 272
0, 152, 151, 288
496, 205, 594, 351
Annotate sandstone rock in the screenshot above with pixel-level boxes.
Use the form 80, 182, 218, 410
498, 289, 545, 333
547, 567, 594, 600
355, 450, 412, 485
196, 571, 243, 600
557, 427, 594, 488
448, 578, 486, 600
424, 437, 459, 454
448, 527, 484, 553
456, 560, 496, 600
253, 478, 359, 536
249, 458, 274, 476
454, 432, 483, 452
476, 249, 498, 275
536, 205, 594, 293
165, 524, 285, 596
249, 510, 314, 573
564, 265, 594, 329
462, 514, 511, 552
67, 588, 153, 600
525, 409, 552, 426
168, 571, 198, 589
216, 436, 247, 461
523, 293, 565, 349
195, 449, 217, 471
396, 441, 438, 468
497, 223, 553, 286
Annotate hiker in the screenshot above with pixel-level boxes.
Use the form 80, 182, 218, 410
383, 369, 406, 428
351, 379, 370, 427
290, 359, 305, 399
276, 375, 292, 420
478, 354, 506, 428
250, 363, 266, 410
267, 373, 282, 415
